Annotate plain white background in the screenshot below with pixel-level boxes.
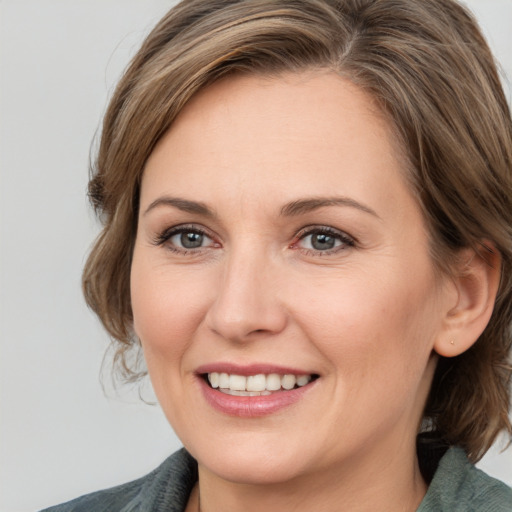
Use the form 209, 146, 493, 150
1, 1, 511, 511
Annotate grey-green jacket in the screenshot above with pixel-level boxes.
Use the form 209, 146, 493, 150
41, 446, 512, 511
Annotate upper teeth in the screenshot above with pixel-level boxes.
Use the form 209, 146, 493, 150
208, 372, 312, 393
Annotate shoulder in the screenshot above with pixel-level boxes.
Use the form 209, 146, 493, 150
39, 448, 198, 512
418, 447, 512, 512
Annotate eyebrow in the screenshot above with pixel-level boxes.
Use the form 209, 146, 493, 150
143, 195, 379, 219
143, 197, 215, 217
280, 197, 379, 218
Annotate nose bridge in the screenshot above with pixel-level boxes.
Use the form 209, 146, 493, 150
206, 240, 286, 342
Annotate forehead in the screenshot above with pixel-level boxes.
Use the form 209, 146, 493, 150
141, 71, 416, 223
159, 70, 392, 154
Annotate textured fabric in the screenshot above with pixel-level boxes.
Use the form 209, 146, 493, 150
41, 446, 511, 511
40, 449, 197, 512
417, 447, 512, 511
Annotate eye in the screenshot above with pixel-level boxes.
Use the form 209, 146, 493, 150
295, 227, 355, 254
154, 224, 217, 252
170, 230, 210, 249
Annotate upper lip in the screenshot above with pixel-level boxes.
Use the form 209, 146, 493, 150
195, 363, 317, 376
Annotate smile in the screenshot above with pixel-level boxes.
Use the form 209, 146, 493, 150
207, 372, 314, 396
196, 364, 320, 417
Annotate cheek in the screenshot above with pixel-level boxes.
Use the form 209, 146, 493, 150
293, 268, 441, 384
130, 256, 212, 365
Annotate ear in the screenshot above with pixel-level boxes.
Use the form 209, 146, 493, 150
434, 243, 501, 357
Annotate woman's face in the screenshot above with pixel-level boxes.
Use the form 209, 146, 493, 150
131, 72, 453, 485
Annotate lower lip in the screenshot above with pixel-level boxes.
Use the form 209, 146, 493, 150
198, 377, 316, 418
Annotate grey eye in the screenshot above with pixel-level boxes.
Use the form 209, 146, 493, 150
182, 232, 204, 248
170, 230, 211, 249
300, 232, 344, 251
310, 233, 337, 250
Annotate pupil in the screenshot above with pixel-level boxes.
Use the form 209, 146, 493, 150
312, 233, 335, 250
181, 232, 203, 248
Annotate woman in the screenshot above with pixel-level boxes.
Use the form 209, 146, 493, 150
43, 0, 512, 510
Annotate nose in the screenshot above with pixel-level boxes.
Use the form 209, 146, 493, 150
205, 247, 288, 343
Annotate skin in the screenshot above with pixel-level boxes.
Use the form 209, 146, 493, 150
131, 71, 463, 511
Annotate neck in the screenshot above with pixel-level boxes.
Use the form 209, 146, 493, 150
194, 436, 427, 512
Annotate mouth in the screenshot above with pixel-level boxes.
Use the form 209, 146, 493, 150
196, 365, 320, 417
202, 372, 319, 396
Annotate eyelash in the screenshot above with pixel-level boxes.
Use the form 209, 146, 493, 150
292, 226, 355, 256
152, 224, 216, 255
152, 224, 355, 256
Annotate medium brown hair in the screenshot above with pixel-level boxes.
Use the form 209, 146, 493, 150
83, 0, 512, 462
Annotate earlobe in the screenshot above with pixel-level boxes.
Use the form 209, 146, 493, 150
434, 243, 501, 358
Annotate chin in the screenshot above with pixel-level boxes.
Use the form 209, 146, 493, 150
186, 435, 313, 485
